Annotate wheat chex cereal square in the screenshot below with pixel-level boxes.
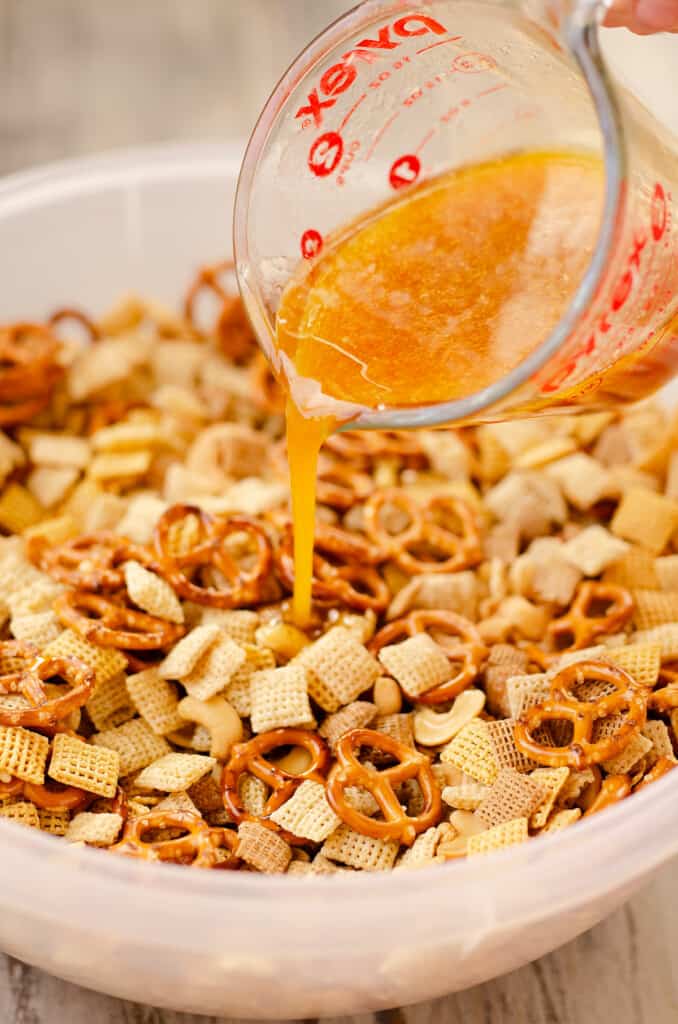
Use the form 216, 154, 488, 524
297, 626, 380, 713
199, 608, 259, 645
546, 453, 615, 510
506, 673, 551, 719
236, 820, 292, 874
269, 780, 340, 842
641, 720, 676, 764
38, 808, 71, 836
86, 673, 136, 732
476, 768, 545, 828
182, 636, 247, 702
43, 630, 127, 686
654, 554, 678, 592
440, 720, 499, 785
49, 733, 119, 797
321, 824, 399, 871
374, 713, 415, 749
467, 817, 529, 856
529, 767, 571, 829
66, 812, 123, 846
0, 725, 49, 784
124, 560, 184, 624
250, 664, 314, 733
611, 488, 678, 554
0, 801, 39, 828
0, 483, 43, 532
318, 701, 377, 751
442, 782, 490, 811
601, 732, 653, 774
126, 668, 184, 735
486, 718, 540, 773
604, 546, 659, 589
135, 752, 215, 792
541, 808, 582, 832
92, 717, 171, 776
158, 624, 221, 679
378, 633, 450, 698
222, 644, 275, 717
632, 624, 678, 660
154, 791, 201, 817
188, 772, 225, 815
397, 824, 449, 870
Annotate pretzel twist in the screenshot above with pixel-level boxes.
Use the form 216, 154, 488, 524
326, 728, 442, 846
184, 260, 256, 363
54, 591, 185, 650
0, 322, 63, 424
0, 651, 95, 729
370, 610, 487, 703
154, 504, 272, 608
546, 581, 633, 653
514, 660, 649, 770
222, 728, 331, 844
363, 489, 482, 575
27, 532, 155, 592
112, 809, 239, 868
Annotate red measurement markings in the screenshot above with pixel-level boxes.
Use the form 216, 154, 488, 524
300, 229, 323, 260
308, 132, 344, 177
476, 82, 510, 99
339, 93, 367, 131
452, 52, 497, 73
415, 130, 436, 155
416, 35, 463, 55
364, 110, 401, 161
389, 154, 421, 190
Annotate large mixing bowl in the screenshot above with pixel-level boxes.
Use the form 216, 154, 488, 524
0, 138, 677, 1018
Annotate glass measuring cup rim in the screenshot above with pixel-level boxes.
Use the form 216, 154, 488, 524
233, 0, 626, 430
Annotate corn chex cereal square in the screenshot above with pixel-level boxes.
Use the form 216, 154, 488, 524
321, 824, 399, 871
238, 773, 268, 817
135, 752, 215, 792
92, 718, 170, 776
467, 817, 529, 856
442, 782, 490, 811
124, 561, 184, 624
0, 801, 39, 828
542, 808, 582, 833
200, 609, 259, 645
397, 824, 449, 870
158, 625, 221, 679
43, 630, 127, 686
604, 643, 661, 689
49, 733, 119, 797
319, 701, 377, 751
632, 590, 678, 631
297, 626, 380, 713
641, 720, 676, 764
250, 665, 314, 733
440, 720, 499, 785
562, 525, 629, 577
476, 768, 545, 828
378, 634, 450, 698
10, 610, 62, 648
236, 820, 292, 874
546, 453, 615, 511
611, 488, 678, 554
126, 668, 184, 735
0, 482, 43, 532
66, 812, 123, 846
269, 780, 340, 842
222, 643, 275, 717
0, 725, 49, 784
86, 672, 136, 732
529, 767, 571, 829
182, 636, 247, 702
604, 546, 659, 589
632, 624, 678, 660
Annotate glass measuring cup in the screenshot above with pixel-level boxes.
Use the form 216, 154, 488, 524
234, 0, 678, 428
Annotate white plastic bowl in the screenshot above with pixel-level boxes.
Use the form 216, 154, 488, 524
1, 141, 678, 1019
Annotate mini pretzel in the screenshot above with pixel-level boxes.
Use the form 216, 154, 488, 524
324, 431, 427, 468
635, 756, 676, 791
0, 322, 63, 425
317, 458, 372, 511
48, 307, 101, 342
154, 504, 272, 607
222, 728, 331, 843
583, 773, 632, 816
24, 779, 92, 812
0, 655, 95, 729
251, 350, 285, 414
514, 660, 648, 770
363, 489, 482, 575
112, 809, 239, 868
28, 532, 154, 591
54, 591, 185, 650
184, 260, 256, 363
370, 611, 487, 703
275, 522, 389, 612
649, 661, 678, 711
326, 728, 441, 846
546, 581, 633, 653
0, 640, 41, 690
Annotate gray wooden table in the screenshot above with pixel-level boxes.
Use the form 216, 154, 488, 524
0, 2, 677, 1021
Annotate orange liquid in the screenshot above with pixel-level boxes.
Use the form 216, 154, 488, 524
277, 150, 604, 620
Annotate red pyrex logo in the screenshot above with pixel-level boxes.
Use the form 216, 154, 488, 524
296, 15, 447, 128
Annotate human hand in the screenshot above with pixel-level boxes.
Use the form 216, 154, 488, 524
604, 0, 678, 32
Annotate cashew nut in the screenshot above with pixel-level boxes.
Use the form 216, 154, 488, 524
373, 676, 403, 717
272, 746, 313, 776
178, 694, 243, 760
413, 688, 485, 746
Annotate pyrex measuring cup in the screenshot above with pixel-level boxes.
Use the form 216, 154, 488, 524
234, 0, 678, 429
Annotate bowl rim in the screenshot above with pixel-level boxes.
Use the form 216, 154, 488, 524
0, 139, 676, 908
